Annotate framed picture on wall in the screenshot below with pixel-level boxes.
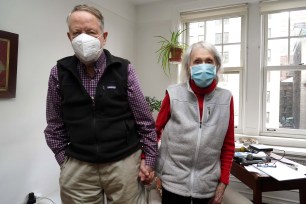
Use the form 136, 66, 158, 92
0, 30, 19, 98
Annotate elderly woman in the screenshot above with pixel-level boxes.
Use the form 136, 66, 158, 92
155, 41, 235, 204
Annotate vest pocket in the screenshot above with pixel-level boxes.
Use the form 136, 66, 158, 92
203, 105, 218, 126
198, 173, 219, 192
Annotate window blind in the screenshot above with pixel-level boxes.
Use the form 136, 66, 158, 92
260, 0, 306, 13
180, 4, 248, 22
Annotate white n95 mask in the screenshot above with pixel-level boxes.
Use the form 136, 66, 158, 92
71, 33, 103, 64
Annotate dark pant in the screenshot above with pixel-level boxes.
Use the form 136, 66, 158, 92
162, 188, 212, 204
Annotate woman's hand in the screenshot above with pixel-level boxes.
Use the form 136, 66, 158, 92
209, 182, 226, 204
138, 159, 155, 185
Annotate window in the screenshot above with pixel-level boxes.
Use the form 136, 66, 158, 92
224, 32, 229, 43
266, 112, 270, 123
267, 49, 271, 62
181, 4, 247, 130
262, 1, 306, 137
215, 33, 222, 44
266, 91, 270, 103
223, 51, 229, 64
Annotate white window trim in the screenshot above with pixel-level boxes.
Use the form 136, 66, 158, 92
235, 134, 306, 154
181, 4, 247, 132
181, 4, 248, 22
260, 4, 306, 138
260, 0, 306, 14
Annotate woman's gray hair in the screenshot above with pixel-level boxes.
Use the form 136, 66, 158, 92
67, 4, 104, 31
180, 41, 222, 83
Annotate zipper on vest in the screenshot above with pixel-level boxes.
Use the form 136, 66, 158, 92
92, 97, 95, 108
92, 98, 99, 159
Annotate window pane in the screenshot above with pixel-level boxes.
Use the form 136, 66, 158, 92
290, 10, 306, 37
215, 33, 222, 44
290, 37, 306, 65
206, 19, 222, 44
184, 12, 244, 131
215, 45, 222, 55
223, 51, 229, 64
188, 22, 205, 45
266, 70, 306, 130
224, 17, 241, 43
268, 12, 289, 38
223, 45, 241, 67
267, 39, 288, 66
223, 32, 229, 43
218, 73, 240, 128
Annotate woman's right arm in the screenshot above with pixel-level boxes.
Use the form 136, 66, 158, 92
155, 92, 171, 142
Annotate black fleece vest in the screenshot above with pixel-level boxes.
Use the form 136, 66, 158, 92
57, 50, 141, 163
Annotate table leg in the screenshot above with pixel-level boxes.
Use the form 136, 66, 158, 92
253, 186, 262, 204
299, 188, 306, 204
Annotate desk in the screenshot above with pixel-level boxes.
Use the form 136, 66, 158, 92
231, 161, 306, 204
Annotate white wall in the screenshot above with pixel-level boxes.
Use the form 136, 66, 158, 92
135, 1, 181, 101
0, 0, 136, 203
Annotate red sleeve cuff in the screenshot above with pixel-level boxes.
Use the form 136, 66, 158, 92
141, 152, 145, 160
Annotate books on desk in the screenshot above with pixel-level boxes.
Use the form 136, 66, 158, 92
249, 144, 273, 152
234, 152, 268, 165
253, 162, 306, 181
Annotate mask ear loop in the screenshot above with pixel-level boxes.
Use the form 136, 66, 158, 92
92, 35, 104, 64
94, 34, 104, 54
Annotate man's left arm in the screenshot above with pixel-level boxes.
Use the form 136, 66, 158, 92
126, 64, 158, 182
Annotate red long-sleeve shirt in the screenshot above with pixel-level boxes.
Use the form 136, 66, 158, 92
156, 79, 235, 185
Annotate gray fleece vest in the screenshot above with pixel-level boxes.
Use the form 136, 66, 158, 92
156, 82, 232, 198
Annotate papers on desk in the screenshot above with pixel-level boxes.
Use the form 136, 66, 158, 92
244, 165, 269, 176
253, 162, 306, 181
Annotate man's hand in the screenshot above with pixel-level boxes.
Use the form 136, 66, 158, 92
138, 159, 155, 185
209, 182, 227, 204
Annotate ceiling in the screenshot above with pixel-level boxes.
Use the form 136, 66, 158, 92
127, 0, 163, 5
127, 0, 191, 6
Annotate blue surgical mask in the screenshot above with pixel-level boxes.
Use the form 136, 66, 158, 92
191, 63, 216, 88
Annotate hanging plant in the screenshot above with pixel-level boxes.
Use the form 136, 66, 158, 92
155, 29, 188, 76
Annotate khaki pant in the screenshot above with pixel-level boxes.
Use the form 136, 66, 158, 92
60, 150, 145, 204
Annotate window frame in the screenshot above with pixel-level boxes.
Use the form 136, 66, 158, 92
181, 4, 247, 132
261, 6, 306, 139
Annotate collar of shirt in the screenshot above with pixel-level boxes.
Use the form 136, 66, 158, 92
77, 50, 107, 75
189, 78, 217, 96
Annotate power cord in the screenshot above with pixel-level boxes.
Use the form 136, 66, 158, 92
26, 192, 56, 204
36, 196, 56, 204
270, 149, 298, 170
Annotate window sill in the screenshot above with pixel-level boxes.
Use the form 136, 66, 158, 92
235, 134, 306, 157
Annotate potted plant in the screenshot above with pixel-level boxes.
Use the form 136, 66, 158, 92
145, 96, 162, 113
155, 29, 187, 76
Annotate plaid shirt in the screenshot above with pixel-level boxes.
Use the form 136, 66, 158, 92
44, 51, 157, 168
